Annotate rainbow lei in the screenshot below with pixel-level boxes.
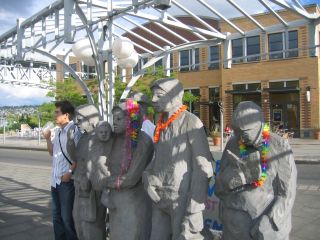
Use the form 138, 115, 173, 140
116, 99, 140, 190
238, 123, 270, 188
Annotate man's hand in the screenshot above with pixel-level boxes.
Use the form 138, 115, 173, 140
43, 130, 51, 140
61, 172, 72, 182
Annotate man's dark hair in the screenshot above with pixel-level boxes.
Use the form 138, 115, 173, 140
55, 100, 75, 120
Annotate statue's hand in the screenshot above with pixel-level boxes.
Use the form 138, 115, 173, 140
146, 185, 161, 203
142, 174, 161, 203
250, 215, 276, 240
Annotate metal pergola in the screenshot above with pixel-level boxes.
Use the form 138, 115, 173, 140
0, 0, 318, 122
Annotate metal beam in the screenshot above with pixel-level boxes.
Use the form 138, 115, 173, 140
27, 47, 94, 104
268, 0, 317, 19
157, 10, 207, 40
122, 16, 176, 47
227, 0, 265, 31
75, 3, 107, 120
172, 0, 220, 34
113, 22, 165, 51
196, 0, 244, 35
113, 33, 154, 54
258, 0, 288, 27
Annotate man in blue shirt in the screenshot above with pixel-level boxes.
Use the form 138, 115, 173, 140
43, 100, 80, 240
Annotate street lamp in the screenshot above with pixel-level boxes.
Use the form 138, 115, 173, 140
38, 111, 42, 145
153, 0, 172, 10
306, 86, 311, 103
0, 114, 6, 144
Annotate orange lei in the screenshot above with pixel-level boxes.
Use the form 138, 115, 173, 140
153, 105, 187, 143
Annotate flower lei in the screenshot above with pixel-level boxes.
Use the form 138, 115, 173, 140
153, 105, 187, 143
116, 99, 140, 190
239, 123, 270, 188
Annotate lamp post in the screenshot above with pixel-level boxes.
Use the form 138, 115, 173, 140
218, 101, 224, 152
38, 111, 41, 145
0, 114, 6, 144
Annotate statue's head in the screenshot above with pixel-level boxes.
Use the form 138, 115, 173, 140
129, 91, 150, 118
151, 78, 183, 113
112, 99, 141, 135
95, 121, 112, 142
74, 104, 99, 133
231, 101, 264, 147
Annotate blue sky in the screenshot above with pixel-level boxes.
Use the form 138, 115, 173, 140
0, 0, 319, 106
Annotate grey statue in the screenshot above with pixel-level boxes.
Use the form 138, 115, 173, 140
143, 78, 214, 240
73, 105, 106, 240
103, 100, 154, 240
215, 101, 297, 240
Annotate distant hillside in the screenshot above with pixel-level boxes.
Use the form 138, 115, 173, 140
0, 105, 39, 116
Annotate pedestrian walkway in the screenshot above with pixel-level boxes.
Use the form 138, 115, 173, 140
0, 162, 319, 239
0, 162, 52, 240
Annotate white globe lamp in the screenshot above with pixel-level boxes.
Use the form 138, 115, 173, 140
72, 38, 95, 66
117, 50, 139, 68
112, 37, 134, 59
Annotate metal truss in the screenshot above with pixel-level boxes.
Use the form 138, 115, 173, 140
0, 0, 318, 120
0, 64, 55, 90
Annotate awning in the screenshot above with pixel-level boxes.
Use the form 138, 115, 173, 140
225, 90, 262, 95
264, 87, 300, 93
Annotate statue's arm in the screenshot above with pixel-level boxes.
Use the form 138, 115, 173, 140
268, 141, 297, 229
121, 136, 154, 188
186, 123, 214, 214
106, 135, 154, 189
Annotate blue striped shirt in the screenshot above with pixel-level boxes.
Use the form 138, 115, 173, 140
51, 121, 81, 188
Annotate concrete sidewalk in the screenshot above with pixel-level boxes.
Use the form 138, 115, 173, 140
0, 135, 319, 163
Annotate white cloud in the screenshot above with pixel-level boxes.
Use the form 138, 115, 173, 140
0, 85, 52, 106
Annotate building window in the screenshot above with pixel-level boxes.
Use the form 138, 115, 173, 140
232, 38, 243, 63
184, 88, 200, 117
180, 49, 191, 72
269, 80, 299, 88
232, 83, 261, 108
194, 48, 200, 71
170, 53, 174, 72
69, 63, 77, 71
269, 33, 284, 59
209, 46, 219, 69
179, 48, 199, 72
247, 36, 260, 62
268, 32, 284, 60
287, 30, 298, 58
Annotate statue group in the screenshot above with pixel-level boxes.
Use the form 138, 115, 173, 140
71, 78, 296, 240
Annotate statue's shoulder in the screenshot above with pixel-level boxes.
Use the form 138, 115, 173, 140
182, 111, 203, 129
270, 132, 290, 149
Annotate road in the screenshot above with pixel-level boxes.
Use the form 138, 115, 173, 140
0, 149, 319, 240
0, 148, 51, 167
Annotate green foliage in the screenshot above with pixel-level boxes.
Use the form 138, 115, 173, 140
183, 91, 199, 105
114, 76, 128, 105
38, 102, 55, 126
47, 77, 87, 107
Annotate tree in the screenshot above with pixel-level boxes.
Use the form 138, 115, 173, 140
47, 77, 88, 107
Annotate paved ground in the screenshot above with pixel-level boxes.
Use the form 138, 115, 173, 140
0, 136, 318, 239
1, 136, 320, 163
1, 162, 320, 240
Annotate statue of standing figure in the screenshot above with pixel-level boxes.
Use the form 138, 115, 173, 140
215, 101, 297, 240
73, 105, 107, 240
143, 78, 214, 240
102, 99, 154, 240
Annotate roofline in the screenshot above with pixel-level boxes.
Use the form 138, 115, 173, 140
222, 3, 319, 22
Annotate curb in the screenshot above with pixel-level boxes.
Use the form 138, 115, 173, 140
0, 145, 47, 152
1, 145, 319, 164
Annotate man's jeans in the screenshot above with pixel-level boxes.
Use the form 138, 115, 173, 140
51, 180, 78, 240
